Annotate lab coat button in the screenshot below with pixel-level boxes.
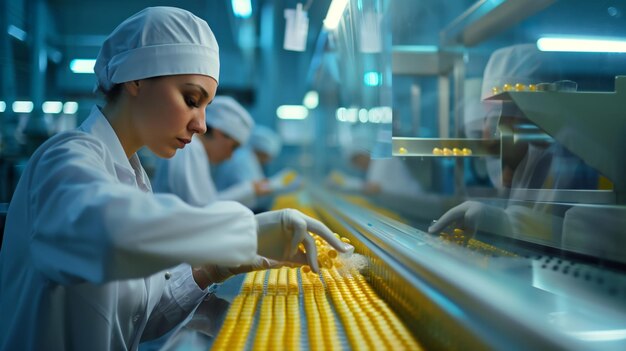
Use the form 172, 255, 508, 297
164, 271, 171, 280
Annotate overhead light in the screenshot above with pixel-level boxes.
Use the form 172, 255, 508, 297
63, 102, 79, 114
232, 0, 252, 18
323, 0, 349, 30
303, 91, 319, 109
42, 101, 63, 114
336, 107, 347, 122
69, 59, 96, 74
345, 108, 358, 123
0, 101, 5, 113
277, 105, 308, 120
566, 328, 626, 342
537, 37, 626, 53
358, 109, 368, 123
7, 25, 27, 41
394, 45, 438, 53
12, 101, 34, 113
364, 71, 381, 86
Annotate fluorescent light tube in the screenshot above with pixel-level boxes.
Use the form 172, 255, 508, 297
537, 37, 626, 53
277, 105, 308, 119
70, 59, 96, 73
324, 0, 349, 30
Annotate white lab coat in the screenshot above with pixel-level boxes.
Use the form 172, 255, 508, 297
214, 146, 264, 191
152, 137, 256, 208
0, 106, 257, 351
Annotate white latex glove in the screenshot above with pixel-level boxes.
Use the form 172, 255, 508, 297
326, 170, 364, 191
267, 168, 301, 192
255, 209, 354, 272
428, 201, 512, 238
195, 255, 281, 284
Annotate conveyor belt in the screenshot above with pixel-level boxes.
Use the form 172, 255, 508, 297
210, 253, 422, 350
210, 193, 423, 350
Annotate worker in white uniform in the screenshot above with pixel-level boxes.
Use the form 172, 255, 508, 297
151, 95, 266, 208
429, 44, 595, 244
214, 125, 300, 210
0, 7, 351, 351
328, 134, 423, 198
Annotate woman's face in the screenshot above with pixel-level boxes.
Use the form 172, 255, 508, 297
131, 74, 217, 158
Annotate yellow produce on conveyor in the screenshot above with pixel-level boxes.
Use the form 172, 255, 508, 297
211, 201, 424, 350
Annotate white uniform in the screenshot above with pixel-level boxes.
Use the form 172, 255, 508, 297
152, 137, 256, 208
0, 106, 257, 350
214, 146, 264, 190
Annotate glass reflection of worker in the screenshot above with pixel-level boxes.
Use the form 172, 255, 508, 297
328, 134, 422, 198
430, 44, 598, 245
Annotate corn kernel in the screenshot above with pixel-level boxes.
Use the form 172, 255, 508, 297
327, 249, 338, 259
514, 83, 526, 91
398, 147, 408, 154
462, 148, 472, 156
452, 147, 462, 155
528, 84, 537, 91
443, 148, 453, 156
503, 83, 513, 91
433, 147, 443, 156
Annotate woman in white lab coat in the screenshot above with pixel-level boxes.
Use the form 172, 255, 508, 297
0, 7, 350, 351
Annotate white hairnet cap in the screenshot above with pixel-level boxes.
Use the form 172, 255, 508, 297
249, 126, 282, 158
94, 7, 219, 92
205, 96, 255, 144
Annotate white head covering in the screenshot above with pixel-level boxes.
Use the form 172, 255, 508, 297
249, 126, 282, 158
94, 7, 219, 92
205, 96, 254, 144
479, 44, 559, 188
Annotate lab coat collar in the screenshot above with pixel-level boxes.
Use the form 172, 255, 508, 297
78, 106, 151, 191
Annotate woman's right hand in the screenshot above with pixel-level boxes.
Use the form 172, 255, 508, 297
255, 209, 353, 273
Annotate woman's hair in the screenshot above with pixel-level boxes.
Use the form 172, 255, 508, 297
100, 84, 123, 103
100, 77, 162, 103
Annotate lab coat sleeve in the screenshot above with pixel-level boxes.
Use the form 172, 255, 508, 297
217, 181, 257, 208
141, 264, 216, 341
29, 135, 258, 285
